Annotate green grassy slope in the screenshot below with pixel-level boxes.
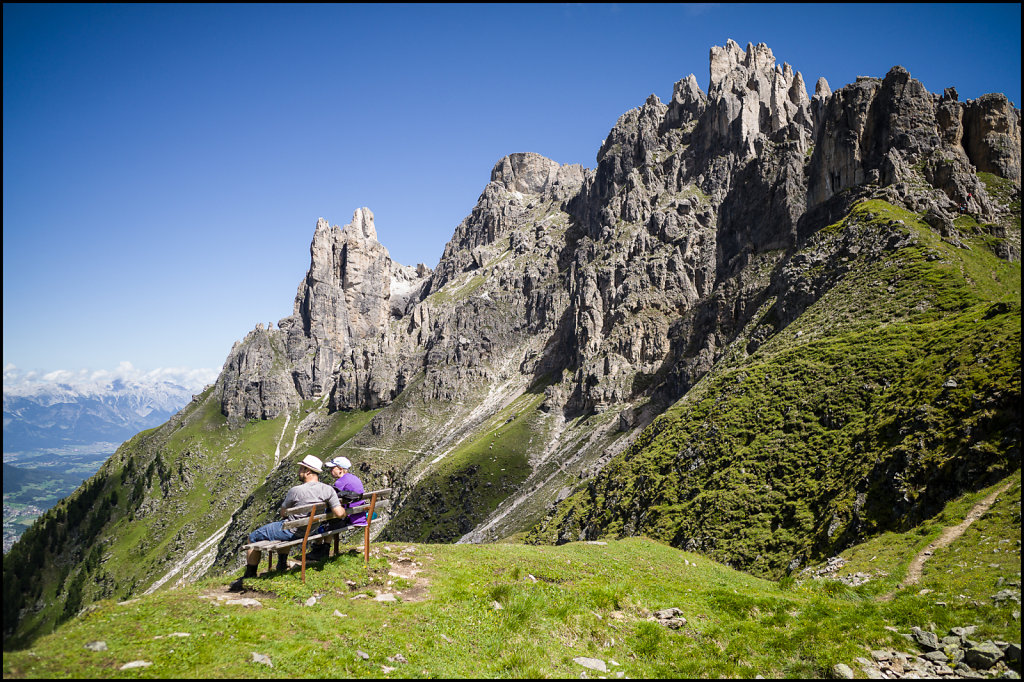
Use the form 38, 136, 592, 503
2, 389, 362, 650
2, 472, 1018, 679
528, 200, 1021, 577
381, 386, 550, 543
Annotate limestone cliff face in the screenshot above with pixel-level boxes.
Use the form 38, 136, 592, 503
217, 208, 431, 424
807, 67, 1021, 221
218, 38, 1020, 433
703, 40, 813, 159
557, 40, 818, 414
214, 40, 1019, 542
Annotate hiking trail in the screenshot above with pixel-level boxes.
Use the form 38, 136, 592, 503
879, 479, 1015, 601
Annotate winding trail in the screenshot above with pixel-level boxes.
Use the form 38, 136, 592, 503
879, 479, 1015, 601
273, 413, 291, 466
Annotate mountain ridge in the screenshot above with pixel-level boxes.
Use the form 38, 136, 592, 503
3, 373, 212, 452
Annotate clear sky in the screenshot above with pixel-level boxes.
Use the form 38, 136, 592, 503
4, 3, 1021, 383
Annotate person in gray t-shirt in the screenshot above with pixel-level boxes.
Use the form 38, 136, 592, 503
231, 454, 345, 589
280, 479, 342, 523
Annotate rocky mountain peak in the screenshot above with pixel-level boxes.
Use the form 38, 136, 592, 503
430, 153, 587, 289
709, 39, 771, 89
348, 206, 377, 240
806, 63, 1021, 224
490, 152, 562, 195
814, 76, 832, 99
216, 39, 1019, 436
299, 208, 391, 350
702, 39, 813, 159
216, 206, 434, 423
662, 73, 707, 131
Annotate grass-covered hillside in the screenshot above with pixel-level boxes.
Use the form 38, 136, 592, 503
529, 199, 1021, 577
2, 471, 1019, 679
2, 388, 381, 650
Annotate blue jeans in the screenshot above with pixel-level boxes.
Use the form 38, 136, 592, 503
249, 520, 299, 543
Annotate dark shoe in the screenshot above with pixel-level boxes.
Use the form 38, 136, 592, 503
276, 554, 289, 572
307, 544, 330, 561
229, 563, 258, 590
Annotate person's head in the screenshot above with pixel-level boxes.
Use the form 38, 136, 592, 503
298, 454, 323, 481
324, 456, 352, 478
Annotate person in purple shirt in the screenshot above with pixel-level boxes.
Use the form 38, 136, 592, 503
324, 457, 367, 527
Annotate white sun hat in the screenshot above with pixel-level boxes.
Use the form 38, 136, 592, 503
325, 456, 352, 470
299, 454, 324, 473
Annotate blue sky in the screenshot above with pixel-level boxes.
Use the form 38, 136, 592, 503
3, 3, 1021, 384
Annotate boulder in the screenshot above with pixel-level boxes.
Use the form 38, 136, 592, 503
912, 626, 941, 650
965, 641, 1005, 669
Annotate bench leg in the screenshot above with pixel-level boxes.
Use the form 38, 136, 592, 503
364, 493, 378, 564
300, 509, 316, 584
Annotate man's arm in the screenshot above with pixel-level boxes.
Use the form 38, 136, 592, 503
325, 486, 344, 519
279, 488, 297, 517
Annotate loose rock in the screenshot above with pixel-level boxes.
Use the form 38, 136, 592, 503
965, 641, 1004, 669
251, 652, 273, 667
573, 657, 608, 673
832, 662, 855, 678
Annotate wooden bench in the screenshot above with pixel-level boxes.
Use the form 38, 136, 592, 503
242, 488, 391, 583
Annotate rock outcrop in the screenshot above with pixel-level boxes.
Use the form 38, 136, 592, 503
217, 208, 431, 424
807, 65, 1021, 222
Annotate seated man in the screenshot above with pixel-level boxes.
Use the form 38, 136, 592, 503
324, 456, 366, 527
230, 454, 345, 590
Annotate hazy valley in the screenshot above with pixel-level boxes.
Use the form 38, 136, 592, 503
3, 373, 208, 551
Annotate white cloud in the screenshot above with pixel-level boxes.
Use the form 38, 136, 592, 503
3, 362, 218, 396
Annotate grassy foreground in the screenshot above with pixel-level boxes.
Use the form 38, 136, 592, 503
3, 471, 1019, 679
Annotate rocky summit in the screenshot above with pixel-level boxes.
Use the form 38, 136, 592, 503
4, 41, 1019, 649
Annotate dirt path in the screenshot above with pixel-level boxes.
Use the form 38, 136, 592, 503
879, 480, 1015, 601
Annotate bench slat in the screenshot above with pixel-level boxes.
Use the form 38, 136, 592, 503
283, 488, 392, 517
242, 525, 368, 551
281, 500, 390, 530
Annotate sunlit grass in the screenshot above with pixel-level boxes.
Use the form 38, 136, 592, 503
4, 472, 1019, 678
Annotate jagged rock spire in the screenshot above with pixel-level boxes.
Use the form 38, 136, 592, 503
704, 39, 813, 158
663, 73, 706, 129
349, 206, 377, 240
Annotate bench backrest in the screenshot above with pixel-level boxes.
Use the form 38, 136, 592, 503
280, 488, 392, 530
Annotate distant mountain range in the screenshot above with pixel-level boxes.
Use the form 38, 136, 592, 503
2, 370, 213, 452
